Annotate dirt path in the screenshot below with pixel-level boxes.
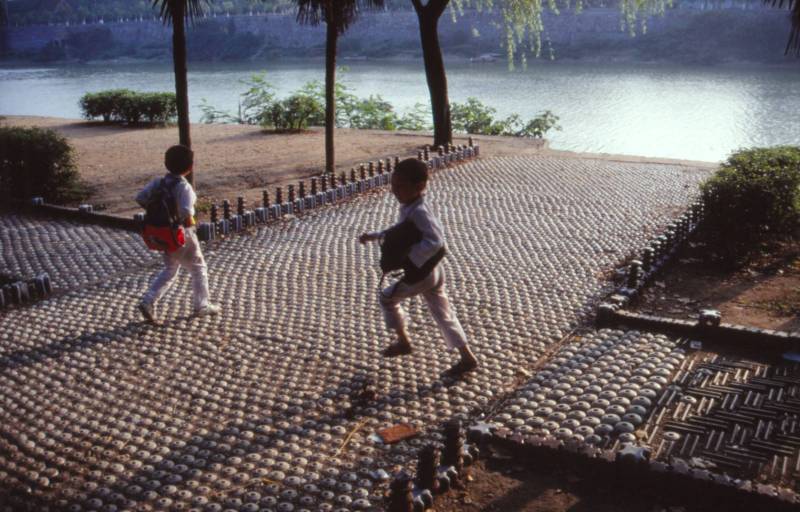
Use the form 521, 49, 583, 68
2, 116, 715, 218
1, 116, 540, 216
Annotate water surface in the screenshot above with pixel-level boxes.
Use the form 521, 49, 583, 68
2, 60, 799, 162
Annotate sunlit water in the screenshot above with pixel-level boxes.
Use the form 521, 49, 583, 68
2, 60, 800, 162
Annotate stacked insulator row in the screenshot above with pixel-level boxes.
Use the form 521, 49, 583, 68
0, 155, 706, 511
196, 143, 480, 242
0, 274, 52, 310
597, 198, 706, 321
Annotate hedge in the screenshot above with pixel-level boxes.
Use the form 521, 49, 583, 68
0, 126, 90, 204
701, 146, 800, 261
79, 90, 177, 124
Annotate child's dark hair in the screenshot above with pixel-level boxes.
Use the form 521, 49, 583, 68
164, 145, 194, 175
394, 158, 429, 185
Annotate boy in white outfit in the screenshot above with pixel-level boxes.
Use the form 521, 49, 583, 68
137, 145, 220, 322
359, 158, 478, 376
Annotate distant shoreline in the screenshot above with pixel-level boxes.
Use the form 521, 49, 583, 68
2, 8, 795, 69
2, 55, 799, 71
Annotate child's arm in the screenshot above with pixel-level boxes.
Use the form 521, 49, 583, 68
176, 184, 197, 227
135, 178, 158, 208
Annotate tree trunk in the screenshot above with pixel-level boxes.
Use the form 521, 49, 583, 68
325, 17, 337, 174
170, 2, 193, 186
413, 1, 451, 147
0, 0, 9, 57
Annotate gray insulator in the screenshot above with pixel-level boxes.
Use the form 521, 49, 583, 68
197, 223, 215, 242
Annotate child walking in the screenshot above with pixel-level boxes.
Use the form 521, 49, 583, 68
137, 145, 220, 322
359, 158, 478, 376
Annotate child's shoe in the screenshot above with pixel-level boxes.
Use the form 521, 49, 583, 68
138, 301, 155, 323
442, 357, 478, 378
195, 303, 221, 317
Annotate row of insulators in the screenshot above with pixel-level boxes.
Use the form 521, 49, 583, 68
626, 199, 704, 290
0, 274, 52, 310
387, 419, 481, 512
194, 144, 479, 241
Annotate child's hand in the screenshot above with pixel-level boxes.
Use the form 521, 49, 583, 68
359, 233, 378, 244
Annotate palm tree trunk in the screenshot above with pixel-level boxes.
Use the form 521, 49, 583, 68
413, 0, 451, 147
0, 0, 9, 57
170, 1, 193, 185
325, 17, 337, 174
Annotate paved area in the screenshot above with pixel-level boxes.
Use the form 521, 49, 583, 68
0, 156, 707, 511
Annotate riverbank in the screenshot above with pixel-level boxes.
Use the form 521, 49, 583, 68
1, 116, 715, 218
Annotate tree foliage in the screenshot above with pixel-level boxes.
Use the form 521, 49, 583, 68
448, 0, 672, 66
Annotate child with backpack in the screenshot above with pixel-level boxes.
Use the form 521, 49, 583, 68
136, 145, 220, 322
359, 158, 478, 377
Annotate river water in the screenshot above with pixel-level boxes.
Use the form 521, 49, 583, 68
2, 59, 800, 162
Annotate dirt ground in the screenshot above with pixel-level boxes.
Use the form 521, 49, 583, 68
630, 237, 800, 333
1, 116, 543, 217
434, 448, 688, 512
2, 116, 715, 220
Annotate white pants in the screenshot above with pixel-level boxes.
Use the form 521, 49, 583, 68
142, 229, 209, 311
380, 266, 468, 350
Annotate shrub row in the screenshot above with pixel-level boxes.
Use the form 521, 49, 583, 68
79, 90, 177, 124
199, 74, 561, 137
0, 126, 90, 204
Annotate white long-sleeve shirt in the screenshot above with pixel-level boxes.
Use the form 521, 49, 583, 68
136, 174, 196, 224
373, 195, 445, 269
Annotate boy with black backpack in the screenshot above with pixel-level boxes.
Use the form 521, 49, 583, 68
359, 158, 478, 377
136, 145, 220, 322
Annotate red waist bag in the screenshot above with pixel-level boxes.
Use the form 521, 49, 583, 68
142, 224, 185, 253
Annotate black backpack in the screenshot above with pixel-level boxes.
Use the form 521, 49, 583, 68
141, 177, 185, 252
380, 219, 445, 284
144, 177, 181, 227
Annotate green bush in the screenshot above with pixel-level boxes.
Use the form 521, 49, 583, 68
515, 111, 561, 139
79, 90, 177, 125
79, 89, 131, 122
396, 103, 432, 132
0, 127, 90, 203
265, 94, 324, 131
701, 146, 800, 261
340, 95, 398, 130
450, 97, 560, 138
451, 97, 497, 135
